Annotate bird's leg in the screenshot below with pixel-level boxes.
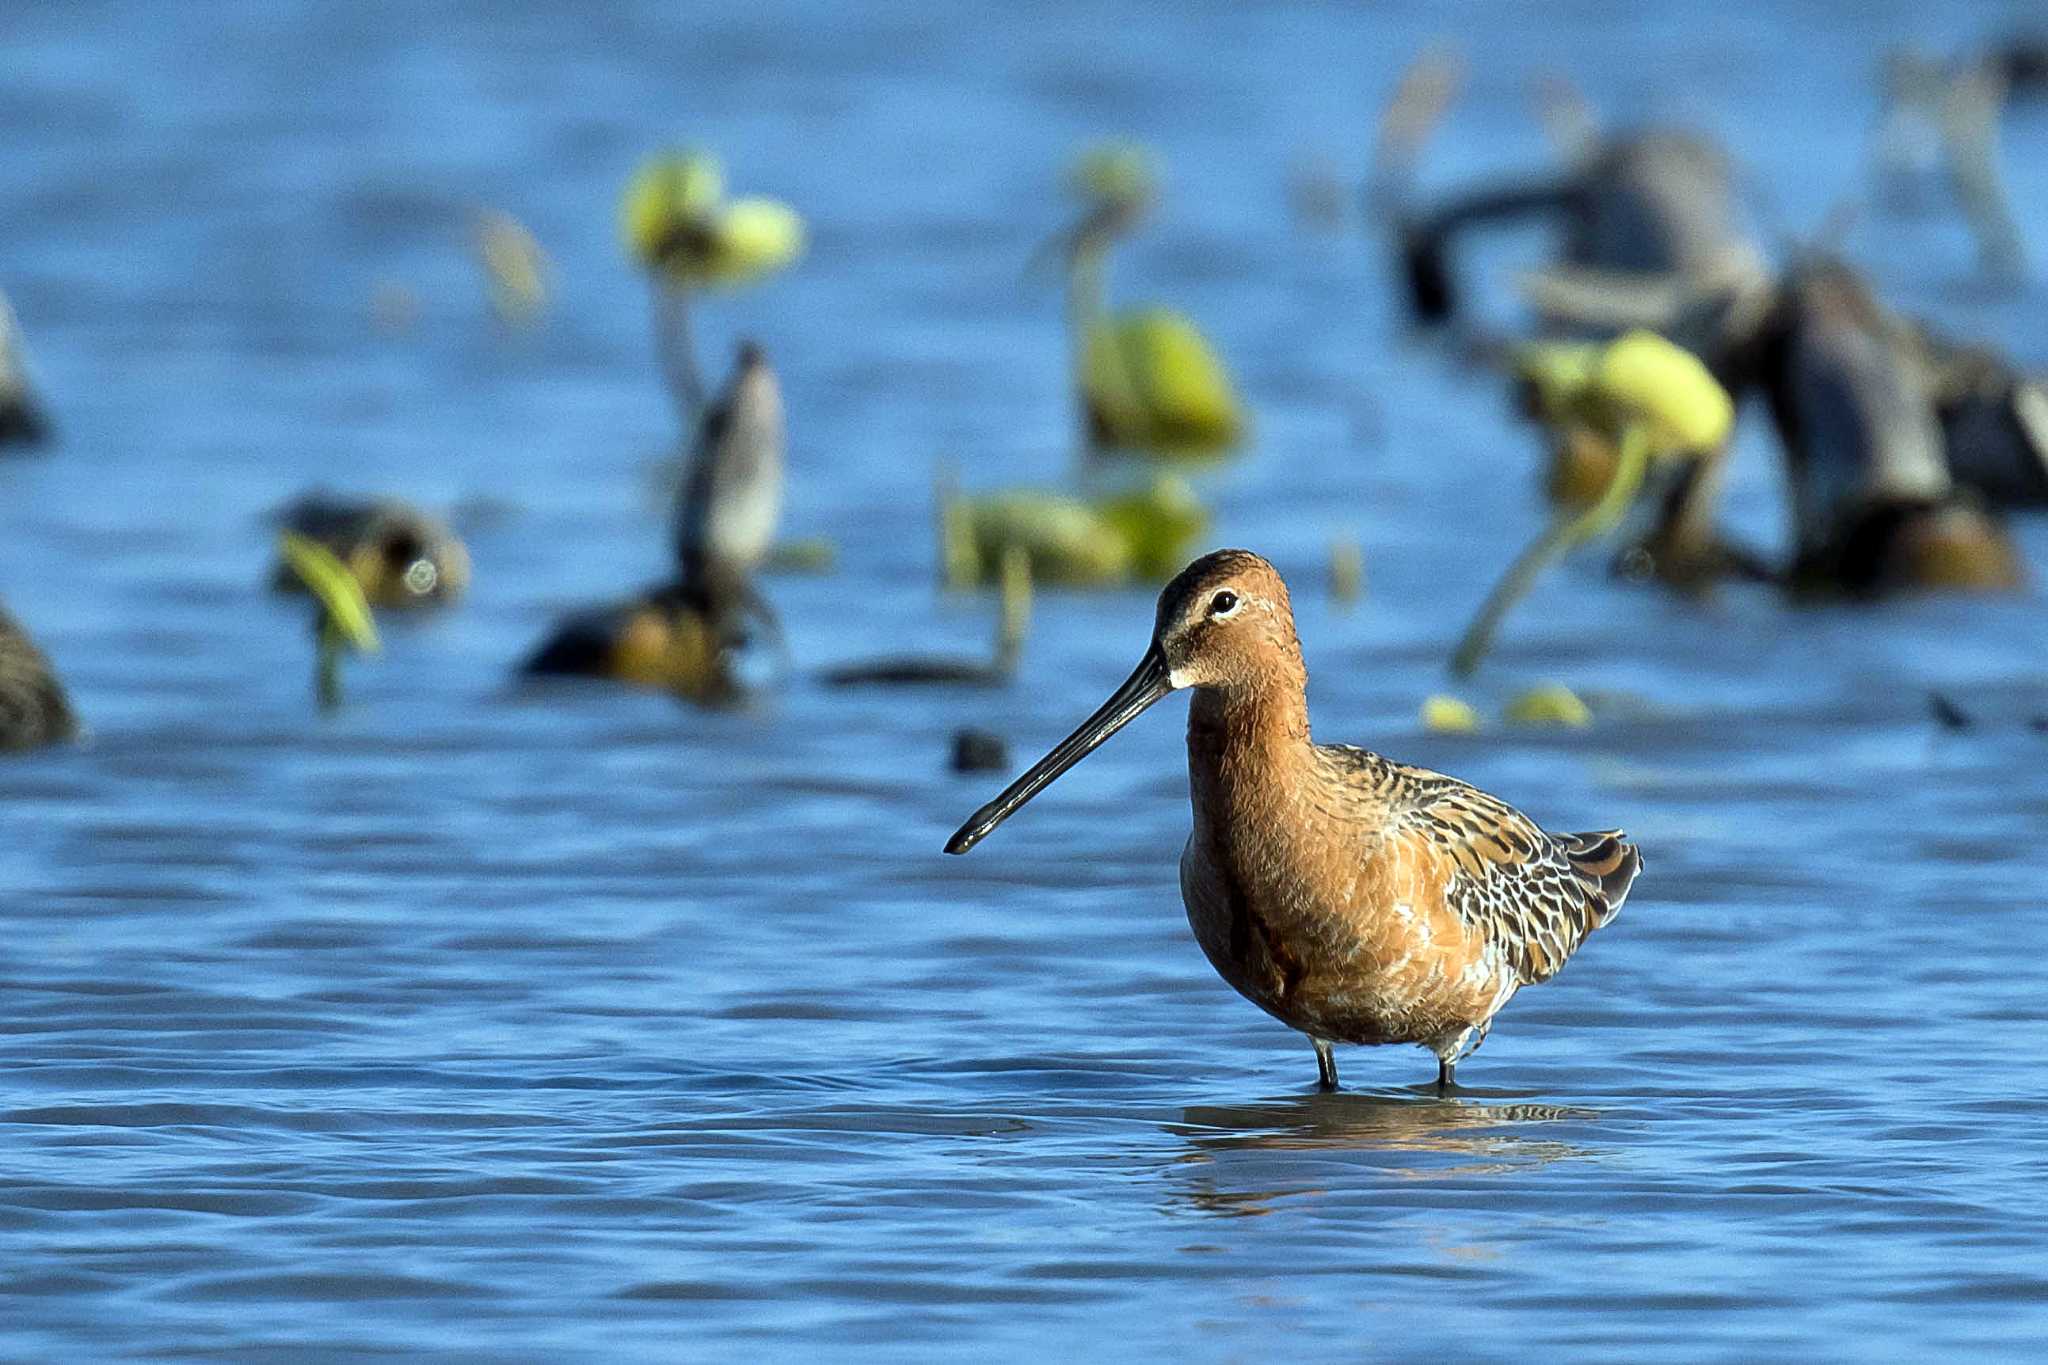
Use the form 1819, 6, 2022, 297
1313, 1038, 1338, 1092
1435, 1057, 1455, 1093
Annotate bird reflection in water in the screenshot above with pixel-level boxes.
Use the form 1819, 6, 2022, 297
1166, 1092, 1597, 1218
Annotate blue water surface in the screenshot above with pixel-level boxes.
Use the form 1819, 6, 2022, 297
3, 0, 2047, 1358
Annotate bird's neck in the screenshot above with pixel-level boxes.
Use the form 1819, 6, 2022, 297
1185, 668, 1314, 825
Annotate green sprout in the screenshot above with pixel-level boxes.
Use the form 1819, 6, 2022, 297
1068, 140, 1159, 211
279, 530, 380, 711
1056, 142, 1244, 461
991, 544, 1033, 678
620, 150, 804, 422
937, 470, 1209, 589
1451, 331, 1733, 676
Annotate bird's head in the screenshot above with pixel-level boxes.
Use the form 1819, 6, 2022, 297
943, 548, 1300, 855
1149, 549, 1300, 694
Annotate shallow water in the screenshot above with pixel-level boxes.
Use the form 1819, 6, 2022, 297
5, 0, 2048, 1357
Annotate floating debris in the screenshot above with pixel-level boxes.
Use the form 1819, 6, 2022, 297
1928, 691, 1973, 730
676, 344, 784, 582
826, 546, 1031, 687
473, 209, 550, 327
1389, 110, 1766, 336
521, 582, 744, 708
620, 342, 793, 682
520, 337, 789, 709
1923, 336, 2048, 508
1757, 261, 2025, 597
950, 728, 1010, 773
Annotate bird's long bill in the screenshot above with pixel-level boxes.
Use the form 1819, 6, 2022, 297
944, 646, 1173, 855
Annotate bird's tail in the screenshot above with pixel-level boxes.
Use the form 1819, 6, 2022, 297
1562, 830, 1642, 927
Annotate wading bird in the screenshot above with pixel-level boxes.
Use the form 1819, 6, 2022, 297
675, 341, 784, 598
1742, 259, 2025, 595
945, 550, 1640, 1091
271, 495, 470, 609
1389, 125, 1766, 340
522, 342, 786, 703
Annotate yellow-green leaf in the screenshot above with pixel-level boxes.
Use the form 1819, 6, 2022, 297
698, 197, 805, 286
1095, 474, 1210, 580
1595, 330, 1733, 455
620, 150, 724, 269
966, 490, 1130, 586
1511, 340, 1602, 425
1084, 308, 1244, 456
1069, 140, 1157, 208
1506, 683, 1593, 728
1421, 695, 1482, 733
279, 532, 380, 652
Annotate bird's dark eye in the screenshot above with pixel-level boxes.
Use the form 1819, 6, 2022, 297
1209, 590, 1239, 616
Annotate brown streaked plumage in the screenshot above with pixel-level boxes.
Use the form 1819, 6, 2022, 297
0, 600, 77, 751
945, 549, 1641, 1091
